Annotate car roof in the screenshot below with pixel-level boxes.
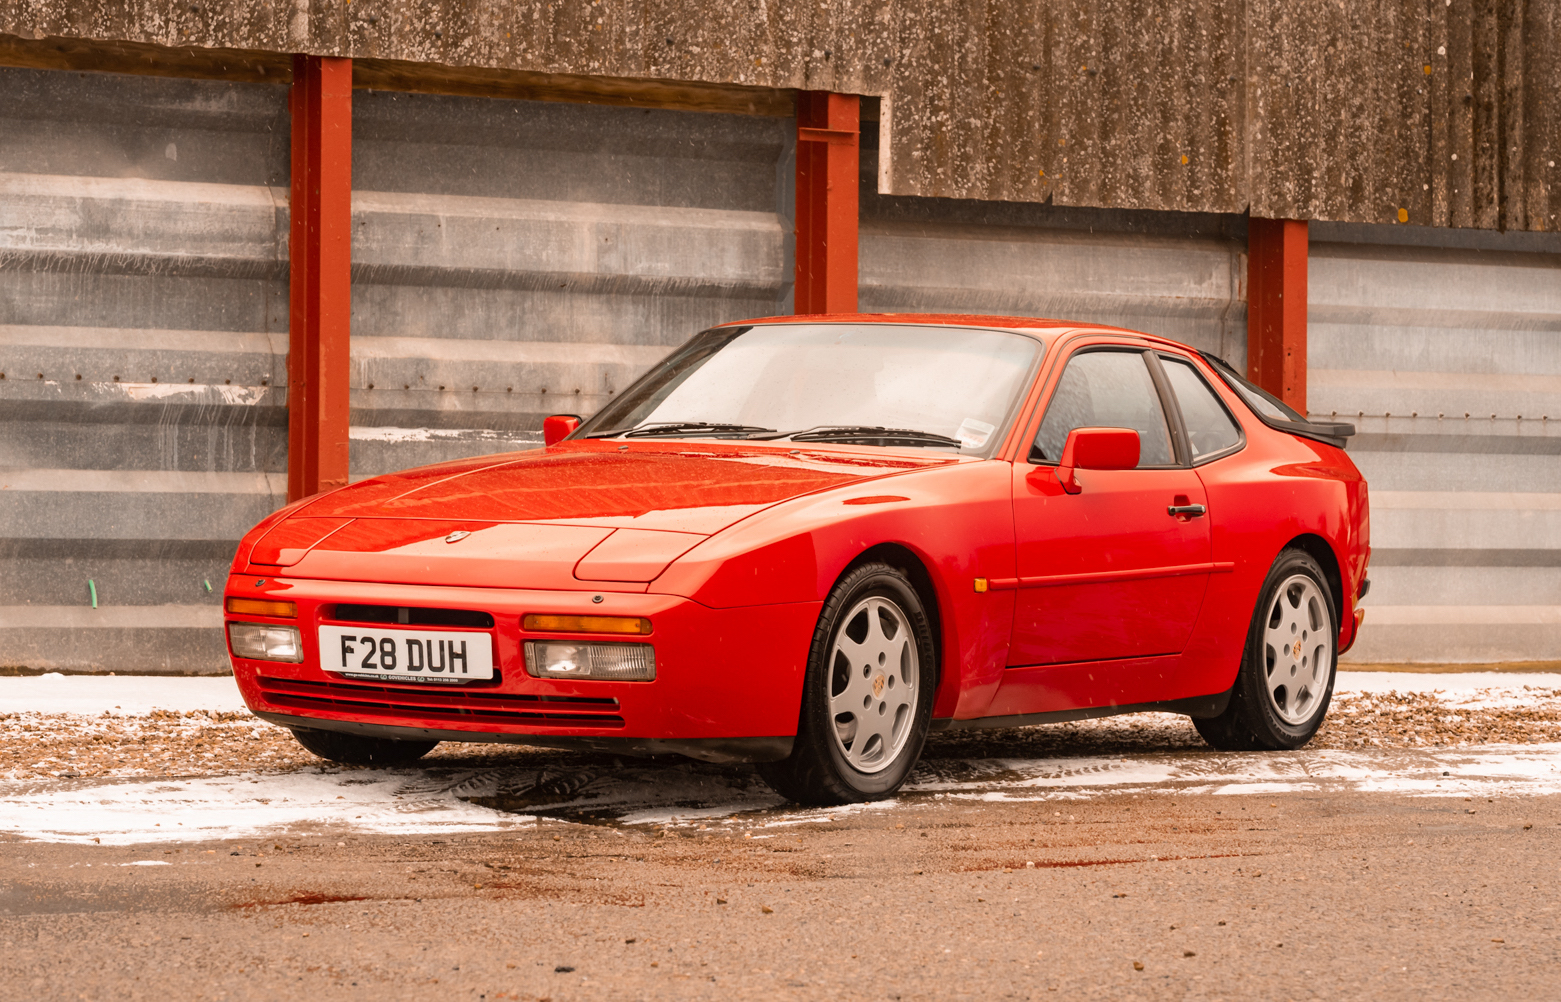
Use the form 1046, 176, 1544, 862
717, 312, 1180, 346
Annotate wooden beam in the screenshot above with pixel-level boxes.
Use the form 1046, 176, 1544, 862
352, 57, 794, 117
1247, 216, 1309, 414
0, 32, 290, 83
287, 54, 353, 502
794, 91, 860, 315
0, 34, 797, 117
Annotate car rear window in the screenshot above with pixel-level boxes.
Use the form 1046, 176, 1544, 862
1160, 356, 1243, 460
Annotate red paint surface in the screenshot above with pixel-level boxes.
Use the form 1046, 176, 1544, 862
1008, 463, 1212, 667
227, 316, 1369, 748
1247, 217, 1309, 413
543, 414, 581, 445
249, 517, 352, 567
287, 55, 353, 503
575, 529, 706, 583
794, 92, 859, 315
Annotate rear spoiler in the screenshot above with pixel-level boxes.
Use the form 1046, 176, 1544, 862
1199, 352, 1355, 449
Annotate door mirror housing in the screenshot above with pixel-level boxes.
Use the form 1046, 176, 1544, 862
543, 414, 582, 446
1057, 427, 1139, 494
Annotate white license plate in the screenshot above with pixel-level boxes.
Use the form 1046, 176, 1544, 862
319, 626, 494, 683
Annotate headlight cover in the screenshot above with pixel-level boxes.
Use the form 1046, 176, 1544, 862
524, 640, 655, 681
227, 622, 305, 662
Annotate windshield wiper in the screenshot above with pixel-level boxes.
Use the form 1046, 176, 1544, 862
781, 425, 963, 448
613, 421, 779, 439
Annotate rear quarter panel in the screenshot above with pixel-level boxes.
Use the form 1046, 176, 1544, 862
1182, 400, 1369, 697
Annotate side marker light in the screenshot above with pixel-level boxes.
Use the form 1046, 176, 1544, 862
973, 578, 989, 593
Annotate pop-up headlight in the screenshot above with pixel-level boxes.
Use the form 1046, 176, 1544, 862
227, 622, 304, 662
523, 640, 655, 681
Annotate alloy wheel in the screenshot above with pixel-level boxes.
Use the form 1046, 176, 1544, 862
828, 595, 919, 774
1262, 573, 1332, 725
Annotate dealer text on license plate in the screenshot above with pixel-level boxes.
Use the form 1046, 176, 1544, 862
319, 626, 494, 683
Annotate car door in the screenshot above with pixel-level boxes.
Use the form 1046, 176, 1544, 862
1009, 345, 1213, 666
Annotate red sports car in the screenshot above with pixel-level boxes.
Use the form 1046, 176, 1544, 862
225, 316, 1369, 805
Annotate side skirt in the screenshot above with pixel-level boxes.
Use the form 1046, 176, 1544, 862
931, 688, 1233, 732
253, 710, 795, 764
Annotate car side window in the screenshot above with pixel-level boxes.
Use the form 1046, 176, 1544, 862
1032, 350, 1175, 467
1161, 356, 1243, 460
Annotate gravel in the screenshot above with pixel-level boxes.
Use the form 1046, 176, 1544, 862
5, 687, 1561, 781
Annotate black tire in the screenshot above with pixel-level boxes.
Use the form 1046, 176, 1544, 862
757, 561, 938, 806
1194, 548, 1338, 751
289, 726, 438, 766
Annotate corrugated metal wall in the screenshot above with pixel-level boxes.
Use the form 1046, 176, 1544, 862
0, 68, 792, 672
1308, 225, 1561, 664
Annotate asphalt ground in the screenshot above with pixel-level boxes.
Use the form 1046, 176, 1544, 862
2, 785, 1557, 1001
4, 674, 1560, 1000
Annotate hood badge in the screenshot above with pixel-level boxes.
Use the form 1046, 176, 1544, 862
444, 531, 471, 544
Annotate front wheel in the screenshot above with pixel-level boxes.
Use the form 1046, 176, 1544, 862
1194, 548, 1338, 751
290, 726, 439, 766
757, 562, 937, 806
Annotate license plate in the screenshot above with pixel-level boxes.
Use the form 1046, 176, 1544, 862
319, 626, 495, 683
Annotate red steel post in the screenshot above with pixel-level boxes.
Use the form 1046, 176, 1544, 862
794, 92, 860, 314
287, 55, 354, 502
1246, 217, 1309, 414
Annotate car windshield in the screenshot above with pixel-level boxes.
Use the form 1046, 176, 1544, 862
574, 324, 1043, 454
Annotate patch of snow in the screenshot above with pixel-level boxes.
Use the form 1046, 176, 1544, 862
1335, 671, 1561, 708
0, 769, 527, 845
347, 425, 538, 444
0, 675, 248, 716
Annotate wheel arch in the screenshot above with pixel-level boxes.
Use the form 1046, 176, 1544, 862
1284, 532, 1344, 621
839, 542, 945, 691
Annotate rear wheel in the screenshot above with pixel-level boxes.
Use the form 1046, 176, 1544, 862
1194, 549, 1338, 751
289, 726, 438, 766
757, 562, 937, 806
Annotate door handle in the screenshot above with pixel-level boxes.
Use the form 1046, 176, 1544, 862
1167, 503, 1207, 517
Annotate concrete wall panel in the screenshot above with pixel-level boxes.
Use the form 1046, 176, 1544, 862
5, 1, 1557, 231
1312, 231, 1561, 663
0, 66, 287, 673
0, 68, 791, 672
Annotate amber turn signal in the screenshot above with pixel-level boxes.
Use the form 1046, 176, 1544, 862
225, 597, 297, 618
522, 614, 652, 635
973, 578, 989, 593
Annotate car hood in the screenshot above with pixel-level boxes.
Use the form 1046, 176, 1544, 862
246, 441, 956, 589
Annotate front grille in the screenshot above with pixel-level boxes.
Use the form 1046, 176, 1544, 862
329, 604, 494, 628
257, 676, 624, 728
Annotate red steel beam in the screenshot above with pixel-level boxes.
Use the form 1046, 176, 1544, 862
1246, 217, 1309, 414
794, 92, 860, 314
287, 55, 353, 502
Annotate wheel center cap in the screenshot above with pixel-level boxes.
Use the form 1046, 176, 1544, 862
872, 673, 886, 698
1291, 638, 1303, 660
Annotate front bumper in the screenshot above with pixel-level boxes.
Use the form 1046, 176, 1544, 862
226, 575, 819, 759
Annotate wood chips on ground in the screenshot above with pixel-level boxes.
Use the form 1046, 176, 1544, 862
2, 689, 1560, 781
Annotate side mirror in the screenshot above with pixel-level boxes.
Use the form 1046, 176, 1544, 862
543, 414, 582, 446
1057, 427, 1139, 494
